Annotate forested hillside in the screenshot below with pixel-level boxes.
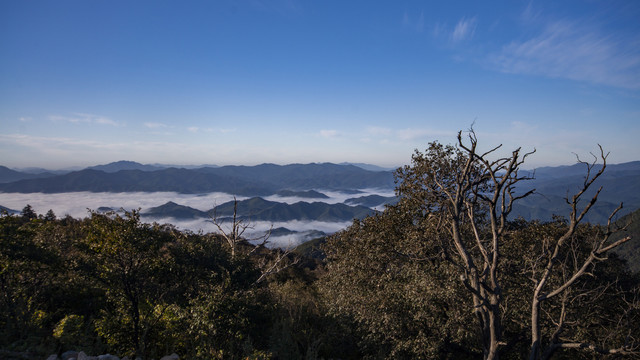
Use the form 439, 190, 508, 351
144, 197, 375, 222
1, 208, 338, 359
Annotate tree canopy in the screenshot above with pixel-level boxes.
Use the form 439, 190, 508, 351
322, 131, 639, 359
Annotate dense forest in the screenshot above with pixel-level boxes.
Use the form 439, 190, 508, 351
2, 134, 639, 359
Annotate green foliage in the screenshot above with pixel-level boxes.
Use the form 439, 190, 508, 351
321, 139, 640, 359
173, 286, 269, 359
321, 205, 478, 359
52, 314, 97, 351
0, 214, 57, 353
322, 201, 640, 359
0, 209, 280, 359
268, 278, 351, 359
293, 237, 326, 260
79, 210, 176, 357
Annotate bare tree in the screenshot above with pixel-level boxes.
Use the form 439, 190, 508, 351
398, 129, 636, 359
253, 245, 300, 284
210, 196, 270, 258
528, 148, 635, 359
209, 196, 299, 284
440, 130, 535, 359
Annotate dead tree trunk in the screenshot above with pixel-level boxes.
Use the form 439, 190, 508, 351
437, 129, 535, 360
210, 196, 299, 284
211, 197, 251, 259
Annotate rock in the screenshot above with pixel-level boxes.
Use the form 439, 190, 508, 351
78, 351, 97, 360
98, 354, 120, 360
97, 355, 120, 360
62, 351, 79, 360
46, 355, 59, 360
159, 354, 179, 360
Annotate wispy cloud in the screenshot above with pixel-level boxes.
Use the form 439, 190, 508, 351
366, 126, 392, 136
490, 19, 640, 89
144, 122, 170, 129
357, 127, 393, 145
396, 129, 425, 141
249, 0, 301, 17
319, 129, 340, 139
402, 11, 410, 27
1, 134, 124, 151
521, 1, 542, 23
432, 22, 444, 38
187, 126, 235, 134
396, 128, 453, 141
19, 117, 31, 122
510, 120, 537, 133
451, 17, 477, 42
402, 10, 424, 33
188, 126, 220, 133
0, 133, 240, 168
50, 113, 121, 126
416, 11, 424, 33
319, 126, 452, 143
94, 117, 118, 126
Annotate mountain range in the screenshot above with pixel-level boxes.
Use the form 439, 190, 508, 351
512, 161, 640, 223
0, 162, 395, 195
1, 160, 638, 224
0, 166, 57, 183
144, 197, 375, 222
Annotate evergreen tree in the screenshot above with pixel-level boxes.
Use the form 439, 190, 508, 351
21, 204, 37, 220
44, 209, 57, 221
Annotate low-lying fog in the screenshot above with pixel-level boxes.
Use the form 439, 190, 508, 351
0, 188, 395, 248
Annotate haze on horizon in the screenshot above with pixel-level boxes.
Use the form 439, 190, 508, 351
1, 0, 639, 170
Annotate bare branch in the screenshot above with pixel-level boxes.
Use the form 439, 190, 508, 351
254, 243, 300, 284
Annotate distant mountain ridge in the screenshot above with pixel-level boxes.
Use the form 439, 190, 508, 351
0, 162, 395, 195
0, 205, 19, 215
275, 190, 329, 199
0, 166, 57, 183
212, 197, 374, 222
144, 201, 209, 219
511, 161, 640, 223
1, 160, 638, 224
522, 161, 640, 180
339, 162, 398, 172
144, 197, 374, 222
87, 160, 164, 173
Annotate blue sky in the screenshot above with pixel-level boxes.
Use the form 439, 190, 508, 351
1, 0, 639, 169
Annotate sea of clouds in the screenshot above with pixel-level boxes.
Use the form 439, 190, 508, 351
0, 188, 395, 248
